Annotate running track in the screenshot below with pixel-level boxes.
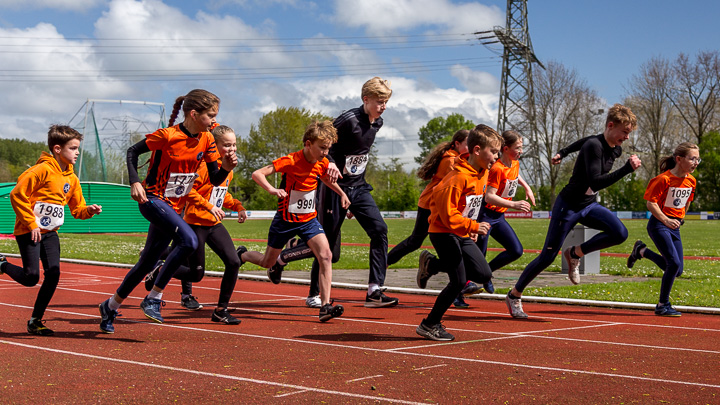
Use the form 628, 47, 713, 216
1, 259, 719, 403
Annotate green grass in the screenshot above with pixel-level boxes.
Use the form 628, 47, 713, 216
2, 218, 719, 307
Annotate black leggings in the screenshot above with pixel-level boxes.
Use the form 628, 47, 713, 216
4, 231, 61, 319
387, 207, 436, 266
172, 224, 241, 308
425, 233, 492, 325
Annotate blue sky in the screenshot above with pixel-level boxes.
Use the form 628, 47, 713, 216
0, 0, 718, 167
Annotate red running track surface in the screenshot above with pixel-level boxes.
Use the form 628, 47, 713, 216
0, 259, 719, 403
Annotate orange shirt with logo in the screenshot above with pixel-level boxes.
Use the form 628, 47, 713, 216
484, 159, 520, 213
417, 149, 461, 209
273, 150, 329, 223
182, 160, 244, 227
428, 159, 488, 237
644, 170, 696, 219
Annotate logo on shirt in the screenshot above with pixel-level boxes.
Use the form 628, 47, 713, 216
196, 152, 204, 161
674, 198, 682, 207
175, 185, 186, 196
40, 217, 52, 227
216, 199, 223, 208
63, 183, 70, 193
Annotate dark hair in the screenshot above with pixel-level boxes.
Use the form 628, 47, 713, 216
468, 124, 501, 152
168, 89, 220, 126
417, 129, 469, 180
501, 130, 522, 149
659, 142, 698, 171
48, 124, 83, 150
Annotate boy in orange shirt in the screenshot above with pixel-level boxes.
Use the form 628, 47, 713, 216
415, 124, 501, 341
626, 142, 699, 317
0, 125, 102, 335
241, 120, 350, 322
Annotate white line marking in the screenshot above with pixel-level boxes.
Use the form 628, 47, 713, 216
0, 340, 423, 404
346, 375, 384, 383
414, 364, 447, 371
274, 389, 310, 398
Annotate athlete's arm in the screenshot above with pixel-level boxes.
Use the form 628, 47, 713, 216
252, 164, 287, 199
552, 136, 591, 164
127, 139, 150, 203
206, 161, 231, 187
484, 186, 531, 212
517, 175, 536, 206
647, 201, 680, 229
320, 176, 350, 209
583, 142, 635, 192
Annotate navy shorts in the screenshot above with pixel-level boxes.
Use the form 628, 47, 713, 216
267, 213, 325, 249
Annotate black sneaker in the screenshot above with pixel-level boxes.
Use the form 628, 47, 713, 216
236, 245, 247, 265
627, 240, 646, 269
180, 295, 203, 310
483, 280, 495, 294
27, 319, 54, 336
267, 261, 284, 284
364, 289, 399, 308
211, 308, 241, 325
655, 302, 682, 317
319, 302, 344, 322
0, 253, 7, 275
453, 296, 470, 308
417, 250, 435, 289
144, 260, 163, 292
416, 320, 455, 341
461, 281, 483, 296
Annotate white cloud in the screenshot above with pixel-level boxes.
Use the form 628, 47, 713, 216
332, 0, 503, 34
450, 64, 499, 94
0, 0, 105, 11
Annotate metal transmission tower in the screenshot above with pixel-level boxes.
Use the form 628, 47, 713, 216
476, 0, 544, 135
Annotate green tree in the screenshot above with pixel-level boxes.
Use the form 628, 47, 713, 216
415, 113, 475, 164
366, 158, 421, 211
235, 107, 332, 209
599, 172, 648, 211
0, 138, 47, 182
694, 131, 720, 210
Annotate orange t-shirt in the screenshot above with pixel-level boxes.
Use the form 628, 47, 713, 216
644, 170, 696, 219
484, 159, 520, 213
273, 150, 329, 223
417, 149, 461, 209
428, 159, 488, 237
142, 125, 221, 210
182, 160, 244, 227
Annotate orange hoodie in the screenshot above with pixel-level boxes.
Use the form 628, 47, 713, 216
417, 149, 461, 209
182, 160, 244, 226
10, 152, 94, 235
428, 158, 488, 237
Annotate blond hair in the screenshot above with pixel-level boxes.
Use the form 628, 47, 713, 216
303, 120, 338, 144
605, 103, 637, 131
361, 77, 392, 100
211, 124, 235, 142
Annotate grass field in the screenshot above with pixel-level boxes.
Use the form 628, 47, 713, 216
2, 218, 719, 307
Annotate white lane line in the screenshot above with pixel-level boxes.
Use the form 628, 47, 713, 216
346, 375, 384, 383
414, 364, 447, 371
1, 302, 719, 390
0, 340, 424, 405
274, 389, 310, 398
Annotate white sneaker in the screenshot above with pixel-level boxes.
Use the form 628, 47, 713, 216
505, 294, 528, 319
563, 247, 581, 285
305, 295, 321, 308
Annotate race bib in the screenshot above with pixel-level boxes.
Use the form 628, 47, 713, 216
344, 154, 369, 176
664, 187, 692, 208
501, 178, 519, 198
33, 201, 64, 230
461, 194, 483, 220
209, 186, 228, 208
288, 189, 317, 214
164, 172, 199, 198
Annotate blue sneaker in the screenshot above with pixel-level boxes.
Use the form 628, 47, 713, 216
483, 280, 495, 294
453, 295, 470, 308
655, 302, 681, 317
460, 281, 483, 296
99, 299, 120, 334
140, 296, 166, 323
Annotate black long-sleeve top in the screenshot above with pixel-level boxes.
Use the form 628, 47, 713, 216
558, 134, 634, 208
330, 105, 383, 188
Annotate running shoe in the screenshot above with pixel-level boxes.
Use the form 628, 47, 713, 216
563, 247, 581, 285
364, 289, 399, 308
211, 308, 241, 325
180, 295, 203, 310
416, 320, 455, 341
484, 280, 495, 294
267, 261, 284, 284
99, 299, 120, 334
417, 250, 435, 289
305, 295, 322, 308
319, 302, 344, 322
655, 302, 682, 317
27, 318, 54, 336
461, 281, 484, 296
453, 296, 470, 308
505, 293, 528, 319
236, 245, 247, 265
144, 260, 163, 292
140, 296, 166, 323
627, 240, 646, 269
0, 253, 6, 275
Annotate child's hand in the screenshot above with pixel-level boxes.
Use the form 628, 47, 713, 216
551, 153, 562, 165
31, 228, 41, 243
210, 206, 225, 222
340, 195, 351, 210
526, 190, 536, 206
513, 200, 531, 213
326, 162, 342, 183
469, 232, 478, 242
130, 182, 148, 203
477, 221, 491, 236
222, 150, 238, 171
237, 210, 248, 223
271, 188, 287, 199
87, 204, 103, 215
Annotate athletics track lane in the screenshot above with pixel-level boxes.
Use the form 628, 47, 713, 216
0, 260, 719, 404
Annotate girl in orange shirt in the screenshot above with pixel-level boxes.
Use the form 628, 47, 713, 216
388, 130, 468, 285
626, 142, 699, 317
